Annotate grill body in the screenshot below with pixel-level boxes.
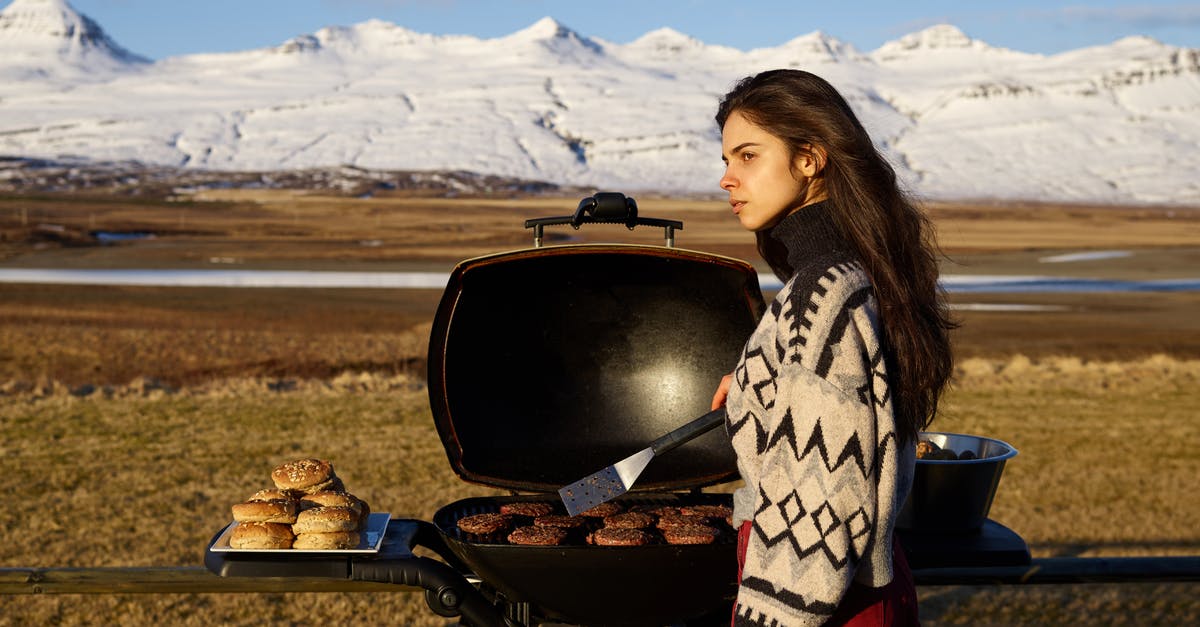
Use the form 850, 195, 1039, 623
434, 495, 738, 625
426, 241, 766, 624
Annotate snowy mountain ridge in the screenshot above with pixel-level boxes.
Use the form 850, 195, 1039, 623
0, 0, 147, 78
1, 0, 1198, 205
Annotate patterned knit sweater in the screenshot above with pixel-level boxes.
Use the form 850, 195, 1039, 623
727, 201, 915, 626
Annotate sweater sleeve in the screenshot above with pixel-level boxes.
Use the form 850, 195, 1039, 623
731, 288, 891, 626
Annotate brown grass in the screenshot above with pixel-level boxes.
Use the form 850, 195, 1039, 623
2, 285, 1198, 393
1, 357, 1198, 625
0, 284, 440, 387
0, 383, 501, 626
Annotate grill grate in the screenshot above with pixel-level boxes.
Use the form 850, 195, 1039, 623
434, 493, 737, 547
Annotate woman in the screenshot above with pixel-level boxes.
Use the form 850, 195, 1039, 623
709, 70, 955, 625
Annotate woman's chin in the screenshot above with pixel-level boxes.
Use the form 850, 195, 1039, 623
737, 214, 764, 232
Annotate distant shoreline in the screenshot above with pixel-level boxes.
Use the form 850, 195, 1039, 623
1, 267, 1197, 293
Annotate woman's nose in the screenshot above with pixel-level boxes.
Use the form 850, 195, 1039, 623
719, 168, 736, 191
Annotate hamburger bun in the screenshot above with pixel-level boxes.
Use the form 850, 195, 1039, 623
229, 522, 294, 549
299, 491, 361, 512
292, 506, 359, 534
248, 488, 300, 503
231, 499, 298, 524
271, 458, 338, 494
293, 531, 362, 550
300, 491, 370, 529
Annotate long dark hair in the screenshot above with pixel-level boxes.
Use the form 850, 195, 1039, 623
716, 69, 955, 442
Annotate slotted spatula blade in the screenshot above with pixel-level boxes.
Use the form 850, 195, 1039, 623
559, 447, 654, 517
558, 408, 726, 517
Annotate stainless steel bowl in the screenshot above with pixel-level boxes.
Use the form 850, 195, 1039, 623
897, 432, 1018, 532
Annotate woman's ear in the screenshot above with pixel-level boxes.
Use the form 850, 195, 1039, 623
794, 145, 827, 177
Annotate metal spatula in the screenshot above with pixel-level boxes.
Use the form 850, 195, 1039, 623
558, 408, 727, 516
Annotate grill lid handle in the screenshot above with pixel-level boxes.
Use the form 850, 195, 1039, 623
524, 192, 683, 247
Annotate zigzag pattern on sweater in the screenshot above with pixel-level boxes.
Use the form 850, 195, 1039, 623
727, 408, 769, 455
783, 261, 866, 371
737, 577, 839, 620
751, 479, 872, 566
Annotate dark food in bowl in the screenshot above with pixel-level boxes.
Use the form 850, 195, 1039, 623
916, 437, 988, 461
915, 439, 940, 459
900, 431, 1018, 531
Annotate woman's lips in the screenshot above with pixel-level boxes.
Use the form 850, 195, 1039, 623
730, 200, 745, 214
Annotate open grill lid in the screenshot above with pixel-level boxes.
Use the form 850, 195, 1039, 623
427, 199, 766, 493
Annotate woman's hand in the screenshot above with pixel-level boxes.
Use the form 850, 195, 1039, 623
711, 373, 733, 410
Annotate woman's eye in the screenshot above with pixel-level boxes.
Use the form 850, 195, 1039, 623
741, 152, 755, 161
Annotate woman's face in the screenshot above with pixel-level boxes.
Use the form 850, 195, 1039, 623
719, 110, 823, 232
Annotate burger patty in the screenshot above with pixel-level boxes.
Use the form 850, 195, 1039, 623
508, 525, 569, 546
500, 502, 556, 518
603, 511, 655, 529
662, 523, 719, 545
590, 527, 653, 547
457, 513, 513, 535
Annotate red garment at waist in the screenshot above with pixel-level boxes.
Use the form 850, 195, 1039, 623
735, 520, 919, 626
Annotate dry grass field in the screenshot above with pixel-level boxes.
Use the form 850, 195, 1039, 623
1, 189, 1198, 625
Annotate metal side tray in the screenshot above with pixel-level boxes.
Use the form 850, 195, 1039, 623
204, 518, 507, 627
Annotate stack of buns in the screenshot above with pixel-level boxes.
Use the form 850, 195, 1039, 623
229, 458, 371, 550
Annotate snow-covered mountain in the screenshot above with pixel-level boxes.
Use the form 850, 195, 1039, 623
1, 0, 1198, 205
0, 0, 147, 80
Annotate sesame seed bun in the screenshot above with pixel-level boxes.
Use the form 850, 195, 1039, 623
231, 499, 298, 524
248, 488, 300, 503
300, 491, 370, 529
271, 458, 336, 493
229, 522, 294, 549
292, 531, 362, 550
299, 491, 360, 512
292, 506, 359, 534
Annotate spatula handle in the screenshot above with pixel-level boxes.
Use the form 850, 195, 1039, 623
650, 408, 727, 456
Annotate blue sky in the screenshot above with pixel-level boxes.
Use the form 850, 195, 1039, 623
35, 0, 1200, 59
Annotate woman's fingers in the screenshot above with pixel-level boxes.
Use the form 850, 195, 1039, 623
711, 373, 733, 410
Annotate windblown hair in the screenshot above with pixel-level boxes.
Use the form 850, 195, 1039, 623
716, 69, 956, 442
